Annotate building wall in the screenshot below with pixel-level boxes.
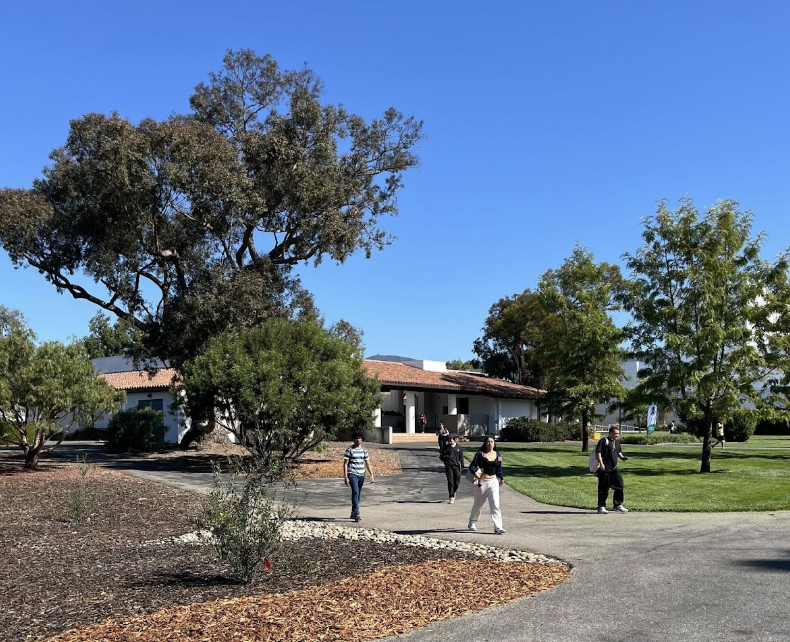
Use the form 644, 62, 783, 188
496, 399, 537, 433
94, 390, 188, 444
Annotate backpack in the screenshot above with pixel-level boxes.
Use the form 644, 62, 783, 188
588, 438, 607, 473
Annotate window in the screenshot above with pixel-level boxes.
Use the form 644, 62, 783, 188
138, 399, 164, 412
458, 397, 469, 414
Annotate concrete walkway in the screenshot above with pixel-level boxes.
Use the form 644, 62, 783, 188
51, 442, 790, 642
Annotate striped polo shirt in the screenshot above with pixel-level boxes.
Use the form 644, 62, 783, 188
344, 446, 369, 476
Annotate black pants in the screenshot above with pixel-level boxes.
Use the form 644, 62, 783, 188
445, 464, 461, 498
597, 469, 624, 507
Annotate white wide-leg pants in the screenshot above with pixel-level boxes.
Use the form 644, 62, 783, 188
468, 478, 503, 530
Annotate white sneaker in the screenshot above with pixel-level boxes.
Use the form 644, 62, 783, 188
449, 497, 455, 504
597, 506, 608, 514
612, 505, 629, 513
468, 521, 477, 531
494, 527, 506, 534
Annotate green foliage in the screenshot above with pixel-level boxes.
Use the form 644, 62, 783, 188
501, 417, 579, 442
196, 461, 290, 584
80, 312, 141, 359
725, 410, 758, 442
472, 290, 546, 386
0, 307, 123, 468
623, 198, 790, 472
754, 419, 790, 436
446, 359, 478, 371
181, 317, 381, 480
0, 49, 423, 371
106, 407, 165, 453
536, 245, 628, 450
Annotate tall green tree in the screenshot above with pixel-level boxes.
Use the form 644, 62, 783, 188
536, 245, 628, 452
0, 49, 423, 370
80, 312, 141, 359
623, 199, 790, 472
472, 290, 546, 386
181, 317, 381, 480
0, 307, 122, 468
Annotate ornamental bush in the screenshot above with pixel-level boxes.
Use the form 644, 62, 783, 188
106, 407, 165, 453
500, 418, 578, 442
196, 461, 291, 583
726, 411, 758, 443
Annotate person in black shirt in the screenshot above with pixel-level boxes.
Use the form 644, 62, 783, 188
595, 426, 629, 514
467, 435, 506, 534
440, 434, 463, 503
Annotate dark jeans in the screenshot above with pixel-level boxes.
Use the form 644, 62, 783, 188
349, 474, 365, 517
445, 464, 461, 498
597, 468, 624, 508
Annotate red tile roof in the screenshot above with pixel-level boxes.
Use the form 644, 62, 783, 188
99, 362, 544, 400
100, 368, 180, 391
363, 360, 544, 400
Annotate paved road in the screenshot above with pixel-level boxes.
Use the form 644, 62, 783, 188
50, 442, 790, 642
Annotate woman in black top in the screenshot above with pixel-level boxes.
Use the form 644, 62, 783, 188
467, 435, 505, 534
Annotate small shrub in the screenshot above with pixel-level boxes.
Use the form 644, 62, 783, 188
106, 407, 165, 453
501, 418, 578, 442
195, 460, 292, 584
65, 455, 94, 523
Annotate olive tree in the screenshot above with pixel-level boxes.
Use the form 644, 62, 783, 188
0, 307, 123, 468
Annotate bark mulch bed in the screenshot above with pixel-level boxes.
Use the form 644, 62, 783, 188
140, 440, 404, 478
0, 447, 569, 642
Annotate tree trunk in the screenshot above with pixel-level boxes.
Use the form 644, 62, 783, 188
581, 410, 589, 452
700, 420, 713, 473
24, 447, 40, 469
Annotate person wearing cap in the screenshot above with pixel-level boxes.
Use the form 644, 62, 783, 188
440, 433, 464, 503
343, 431, 375, 522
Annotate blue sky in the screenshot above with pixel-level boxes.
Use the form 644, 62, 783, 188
2, 1, 789, 362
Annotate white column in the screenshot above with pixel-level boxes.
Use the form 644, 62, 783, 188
404, 391, 415, 433
448, 393, 458, 415
373, 407, 381, 428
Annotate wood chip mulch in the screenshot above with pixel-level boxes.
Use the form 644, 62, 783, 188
1, 445, 568, 642
142, 441, 404, 479
45, 560, 570, 642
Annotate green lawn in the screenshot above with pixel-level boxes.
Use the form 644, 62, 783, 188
498, 436, 790, 512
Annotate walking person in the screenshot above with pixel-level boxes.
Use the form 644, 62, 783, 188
712, 422, 726, 449
467, 435, 506, 534
343, 431, 375, 522
440, 434, 463, 504
417, 413, 427, 433
595, 426, 629, 514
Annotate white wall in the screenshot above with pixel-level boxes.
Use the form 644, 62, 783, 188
94, 390, 187, 444
497, 399, 537, 432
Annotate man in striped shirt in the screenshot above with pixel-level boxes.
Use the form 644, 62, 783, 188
343, 431, 375, 522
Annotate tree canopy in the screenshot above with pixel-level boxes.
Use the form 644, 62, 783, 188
0, 49, 423, 370
0, 307, 122, 468
536, 245, 628, 451
181, 317, 381, 479
472, 290, 546, 387
623, 199, 790, 472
